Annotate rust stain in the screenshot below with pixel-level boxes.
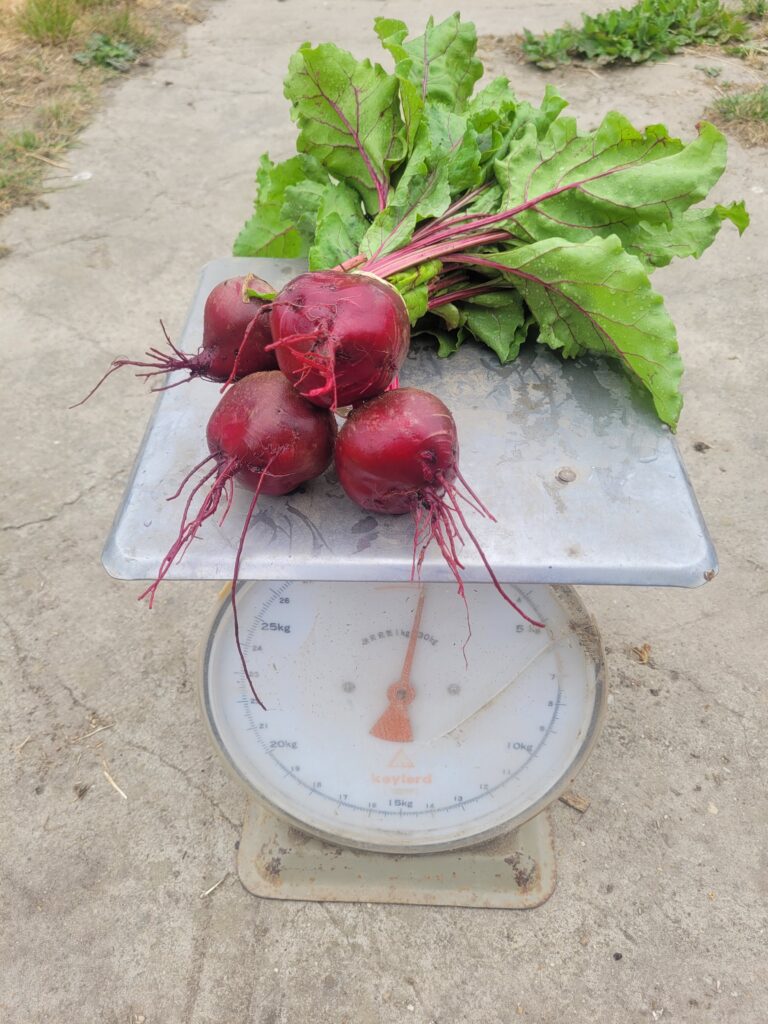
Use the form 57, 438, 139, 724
504, 851, 540, 893
287, 825, 309, 845
264, 856, 282, 881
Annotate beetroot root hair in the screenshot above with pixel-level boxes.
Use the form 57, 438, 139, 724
411, 471, 545, 630
70, 322, 200, 408
265, 331, 338, 408
137, 454, 275, 708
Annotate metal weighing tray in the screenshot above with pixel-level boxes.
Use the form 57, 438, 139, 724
103, 258, 716, 588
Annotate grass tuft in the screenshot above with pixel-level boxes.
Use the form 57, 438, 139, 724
0, 95, 86, 214
713, 83, 768, 120
16, 0, 77, 45
740, 0, 767, 20
708, 85, 768, 145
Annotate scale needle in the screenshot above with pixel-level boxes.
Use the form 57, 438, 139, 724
370, 587, 426, 743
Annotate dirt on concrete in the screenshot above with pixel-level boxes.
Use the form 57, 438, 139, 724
1, 2, 766, 1022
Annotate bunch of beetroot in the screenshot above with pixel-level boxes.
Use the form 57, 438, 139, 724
77, 13, 749, 706
81, 264, 541, 705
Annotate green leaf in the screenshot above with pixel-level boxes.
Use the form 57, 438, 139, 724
429, 301, 463, 331
360, 107, 481, 259
400, 285, 430, 325
495, 116, 729, 258
414, 322, 463, 358
508, 85, 569, 141
435, 331, 462, 357
625, 200, 750, 268
466, 81, 568, 167
719, 199, 749, 234
282, 178, 329, 242
233, 154, 327, 258
284, 42, 406, 215
458, 290, 529, 364
375, 13, 482, 109
485, 235, 683, 427
466, 77, 519, 131
375, 13, 483, 149
387, 260, 443, 294
308, 183, 368, 269
467, 80, 568, 139
387, 261, 442, 324
466, 183, 503, 216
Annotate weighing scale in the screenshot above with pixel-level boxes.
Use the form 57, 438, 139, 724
103, 258, 717, 909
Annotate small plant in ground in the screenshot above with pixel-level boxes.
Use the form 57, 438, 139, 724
37, 100, 82, 135
706, 82, 768, 145
740, 0, 767, 20
1, 131, 52, 209
74, 33, 138, 71
724, 39, 768, 58
712, 83, 768, 120
522, 0, 749, 67
16, 0, 77, 45
0, 95, 86, 214
96, 9, 154, 52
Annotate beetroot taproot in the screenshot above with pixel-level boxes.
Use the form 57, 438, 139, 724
267, 270, 410, 410
334, 387, 544, 628
140, 371, 337, 704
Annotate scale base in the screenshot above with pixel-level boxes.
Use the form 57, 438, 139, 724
237, 800, 556, 909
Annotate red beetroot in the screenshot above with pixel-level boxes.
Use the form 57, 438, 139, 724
267, 270, 410, 410
73, 274, 277, 406
197, 275, 277, 383
140, 371, 337, 705
335, 387, 544, 628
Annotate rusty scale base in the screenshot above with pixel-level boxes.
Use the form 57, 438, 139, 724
237, 800, 556, 909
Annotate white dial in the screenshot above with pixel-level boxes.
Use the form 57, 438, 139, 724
200, 581, 605, 853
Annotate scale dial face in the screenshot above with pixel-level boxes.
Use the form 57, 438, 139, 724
200, 581, 605, 853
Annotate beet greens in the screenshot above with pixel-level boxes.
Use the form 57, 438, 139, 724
234, 13, 748, 428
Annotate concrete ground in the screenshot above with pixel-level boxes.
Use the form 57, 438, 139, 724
1, 2, 766, 1021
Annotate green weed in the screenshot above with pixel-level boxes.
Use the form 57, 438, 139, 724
522, 0, 749, 68
96, 9, 154, 52
74, 33, 138, 71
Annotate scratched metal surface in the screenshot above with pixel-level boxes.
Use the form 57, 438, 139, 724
102, 258, 717, 587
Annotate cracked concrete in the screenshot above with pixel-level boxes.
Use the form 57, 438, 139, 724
1, 1, 767, 1022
